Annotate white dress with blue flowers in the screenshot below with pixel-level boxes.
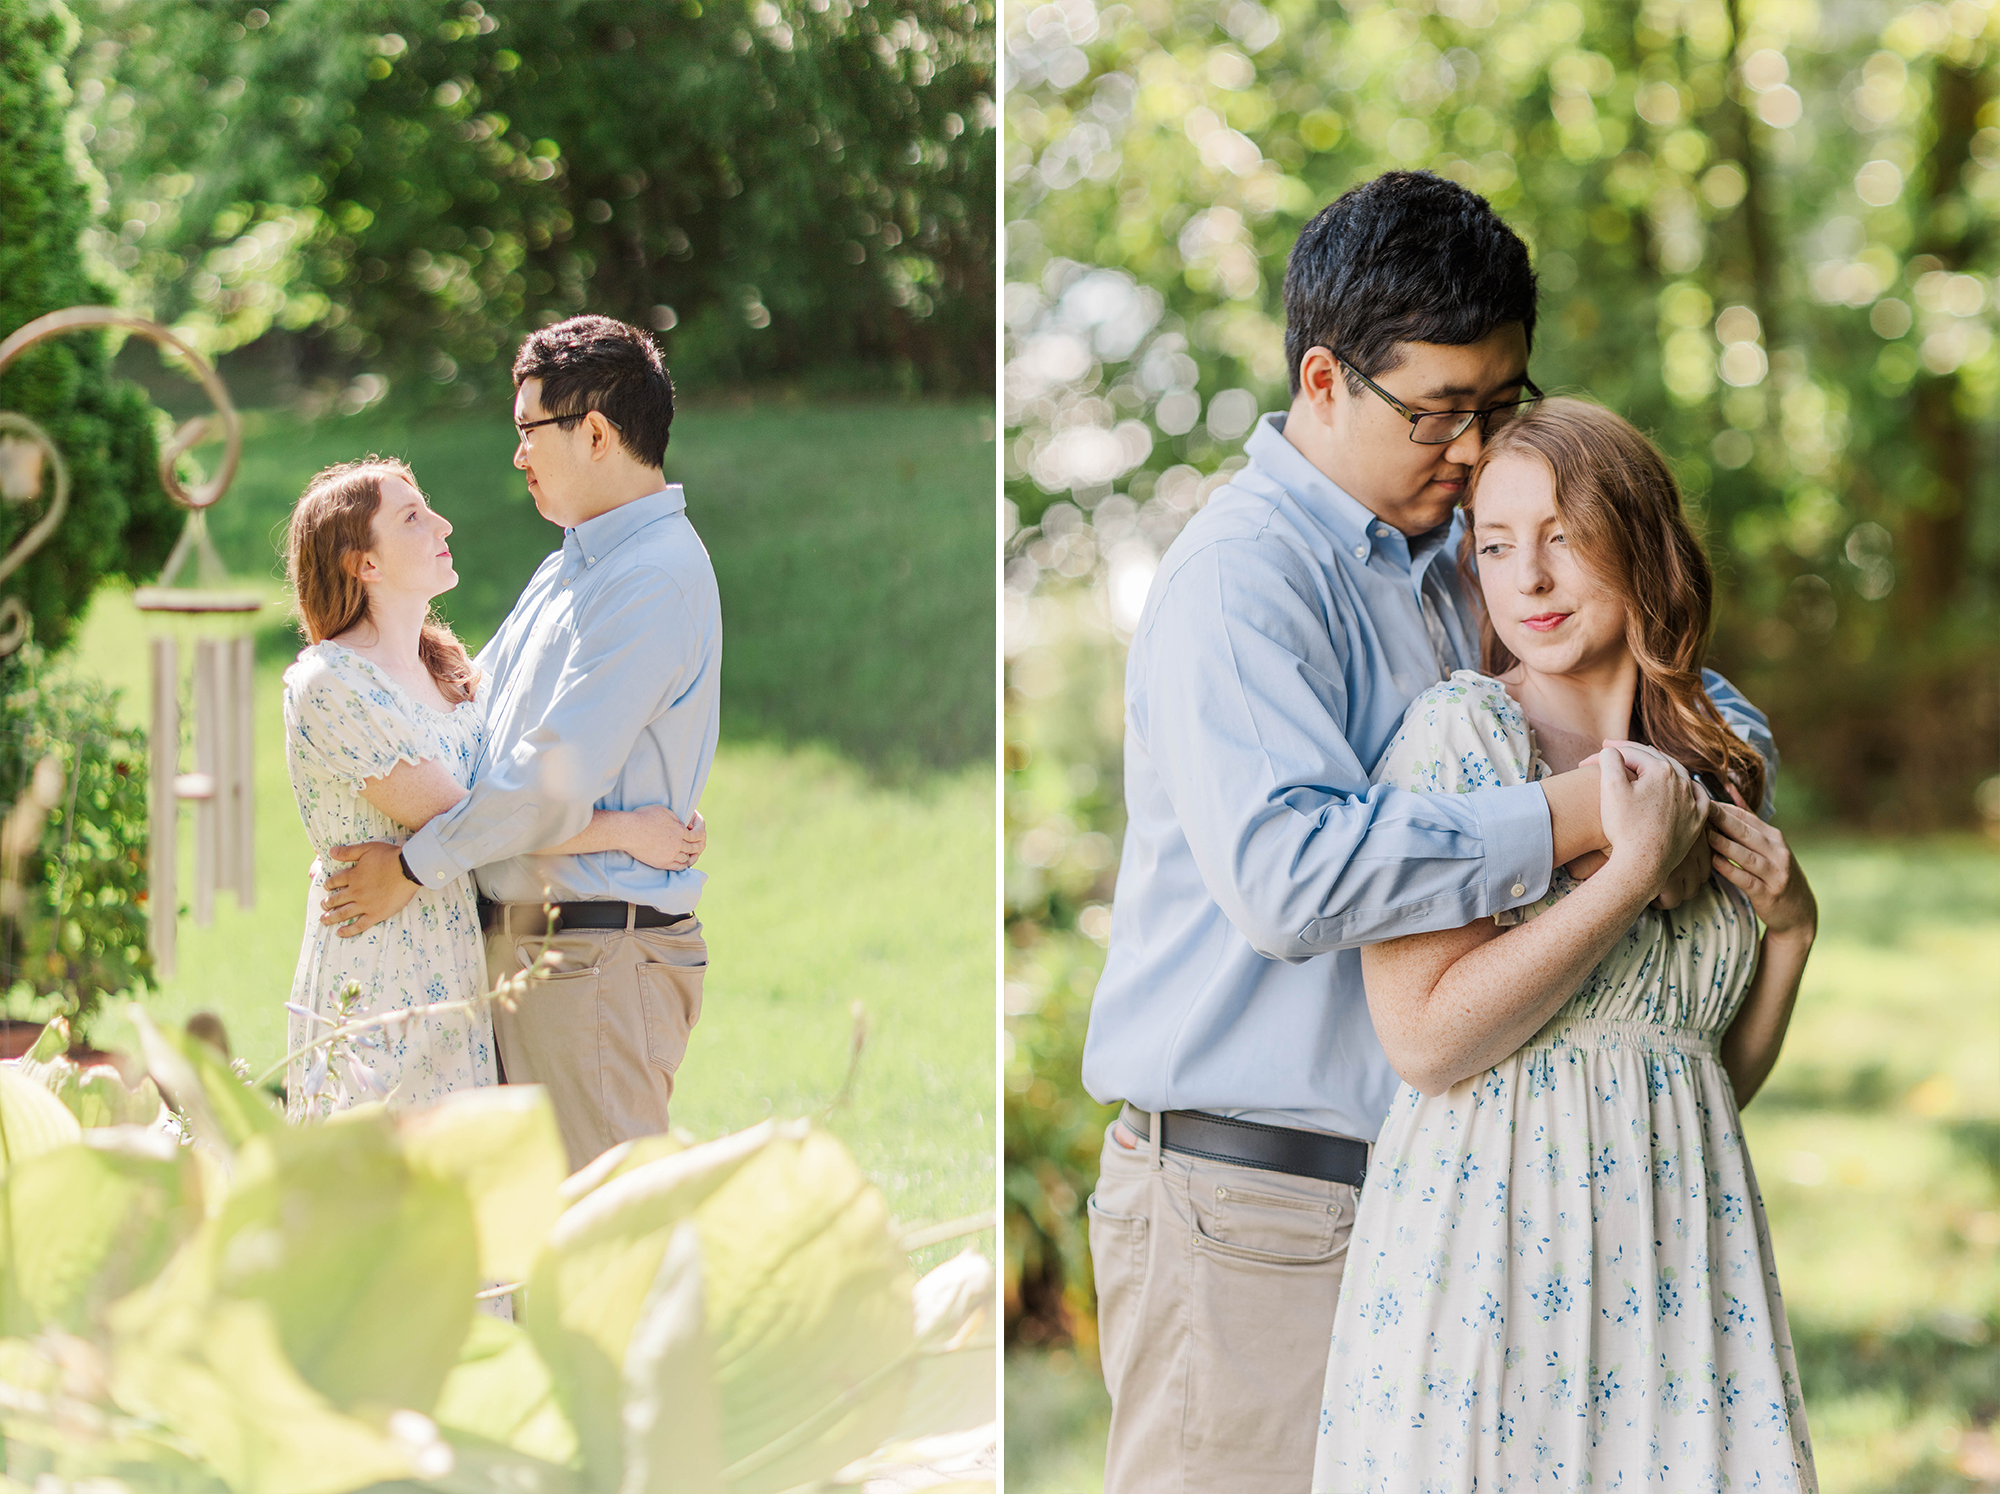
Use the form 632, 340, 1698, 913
1313, 672, 1815, 1493
281, 642, 495, 1120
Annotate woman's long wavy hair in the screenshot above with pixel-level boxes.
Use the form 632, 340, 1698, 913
1460, 397, 1764, 810
285, 456, 476, 706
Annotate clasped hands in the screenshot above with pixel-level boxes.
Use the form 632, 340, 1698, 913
319, 806, 707, 939
1566, 743, 1813, 935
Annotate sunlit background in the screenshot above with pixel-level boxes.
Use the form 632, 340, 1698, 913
1001, 1, 2000, 1489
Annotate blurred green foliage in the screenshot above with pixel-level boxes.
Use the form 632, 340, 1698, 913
1004, 0, 2000, 828
63, 0, 995, 396
0, 645, 154, 1033
0, 1026, 996, 1492
0, 0, 177, 651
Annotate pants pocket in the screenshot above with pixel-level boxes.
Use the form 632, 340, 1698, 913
635, 946, 704, 1074
1184, 1177, 1353, 1493
1086, 1191, 1150, 1392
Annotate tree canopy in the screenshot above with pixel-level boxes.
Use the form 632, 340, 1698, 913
66, 0, 995, 395
0, 0, 176, 651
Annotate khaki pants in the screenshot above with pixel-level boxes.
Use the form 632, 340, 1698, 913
485, 911, 706, 1174
1088, 1116, 1358, 1494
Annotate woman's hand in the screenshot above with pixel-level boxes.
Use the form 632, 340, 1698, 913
1594, 741, 1708, 889
1708, 790, 1816, 938
625, 806, 705, 870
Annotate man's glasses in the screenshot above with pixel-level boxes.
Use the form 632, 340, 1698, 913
1332, 350, 1543, 445
515, 411, 623, 440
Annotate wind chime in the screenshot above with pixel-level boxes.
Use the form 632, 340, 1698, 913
0, 307, 251, 981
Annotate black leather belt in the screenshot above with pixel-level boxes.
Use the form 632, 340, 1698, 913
478, 898, 691, 935
1121, 1103, 1369, 1188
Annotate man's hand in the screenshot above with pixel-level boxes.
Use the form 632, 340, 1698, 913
321, 842, 420, 937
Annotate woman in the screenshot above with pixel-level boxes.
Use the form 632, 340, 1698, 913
282, 455, 702, 1120
1313, 400, 1818, 1491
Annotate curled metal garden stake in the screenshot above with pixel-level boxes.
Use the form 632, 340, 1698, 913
0, 307, 252, 978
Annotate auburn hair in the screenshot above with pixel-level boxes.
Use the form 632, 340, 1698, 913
1459, 397, 1764, 811
284, 456, 476, 706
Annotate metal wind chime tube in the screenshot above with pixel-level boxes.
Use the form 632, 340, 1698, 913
0, 306, 250, 982
183, 635, 257, 928
149, 638, 178, 976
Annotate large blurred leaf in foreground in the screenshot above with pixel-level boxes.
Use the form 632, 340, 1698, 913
529, 1119, 917, 1493
111, 1110, 478, 1424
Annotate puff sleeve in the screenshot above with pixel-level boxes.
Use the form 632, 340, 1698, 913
282, 651, 432, 794
1372, 671, 1565, 926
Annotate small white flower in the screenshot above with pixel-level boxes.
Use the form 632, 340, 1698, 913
302, 1051, 329, 1101
345, 1053, 390, 1100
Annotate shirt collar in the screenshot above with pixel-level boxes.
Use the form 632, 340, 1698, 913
565, 485, 685, 566
1245, 413, 1457, 576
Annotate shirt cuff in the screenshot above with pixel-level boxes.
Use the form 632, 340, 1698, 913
398, 821, 461, 890
1475, 781, 1554, 916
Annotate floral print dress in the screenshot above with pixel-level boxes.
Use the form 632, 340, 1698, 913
1313, 671, 1815, 1493
281, 641, 495, 1120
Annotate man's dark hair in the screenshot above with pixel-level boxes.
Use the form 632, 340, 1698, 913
1282, 171, 1538, 398
512, 314, 675, 468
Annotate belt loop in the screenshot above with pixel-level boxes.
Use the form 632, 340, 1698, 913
627, 901, 637, 932
1147, 1108, 1163, 1170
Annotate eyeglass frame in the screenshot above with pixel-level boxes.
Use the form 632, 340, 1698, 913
1329, 348, 1544, 445
514, 410, 624, 441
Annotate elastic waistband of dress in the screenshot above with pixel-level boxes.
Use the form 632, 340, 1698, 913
1525, 1016, 1720, 1058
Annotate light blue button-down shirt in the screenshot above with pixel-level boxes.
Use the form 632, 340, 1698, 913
401, 485, 721, 913
1081, 414, 1773, 1141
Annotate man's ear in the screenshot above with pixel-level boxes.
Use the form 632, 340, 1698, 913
586, 410, 619, 461
1294, 345, 1348, 430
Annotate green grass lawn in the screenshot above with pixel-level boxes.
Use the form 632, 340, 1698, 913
1004, 836, 2000, 1493
64, 393, 995, 1265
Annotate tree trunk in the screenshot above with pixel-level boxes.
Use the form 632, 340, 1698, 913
1902, 59, 1987, 632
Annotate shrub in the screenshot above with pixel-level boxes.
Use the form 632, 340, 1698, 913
0, 643, 151, 1031
0, 0, 179, 651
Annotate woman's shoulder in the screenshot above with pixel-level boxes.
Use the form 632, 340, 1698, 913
284, 641, 406, 716
1404, 670, 1528, 736
1374, 671, 1536, 792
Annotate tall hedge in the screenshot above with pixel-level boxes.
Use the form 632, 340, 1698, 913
0, 0, 177, 652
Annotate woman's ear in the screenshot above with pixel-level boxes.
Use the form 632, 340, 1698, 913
343, 548, 376, 583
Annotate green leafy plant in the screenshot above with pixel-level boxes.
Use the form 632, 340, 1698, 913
0, 1007, 996, 1494
0, 644, 153, 1033
0, 0, 178, 650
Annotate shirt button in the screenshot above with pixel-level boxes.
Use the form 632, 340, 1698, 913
1375, 526, 1391, 537
1353, 544, 1367, 558
1510, 882, 1527, 898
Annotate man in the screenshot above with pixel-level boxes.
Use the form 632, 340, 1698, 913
321, 314, 721, 1173
1081, 172, 1774, 1493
